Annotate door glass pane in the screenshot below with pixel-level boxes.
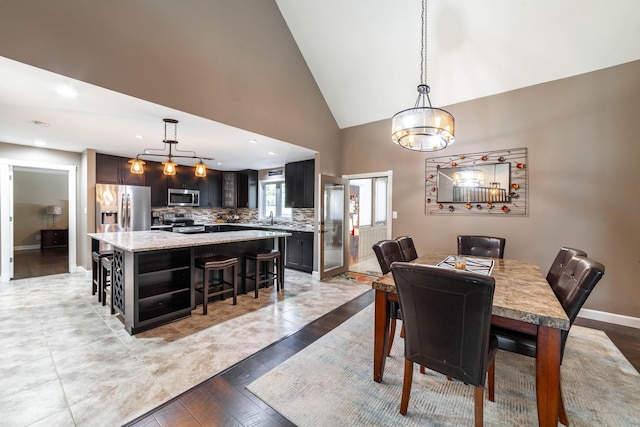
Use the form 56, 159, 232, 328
323, 182, 345, 272
349, 179, 372, 227
375, 177, 387, 223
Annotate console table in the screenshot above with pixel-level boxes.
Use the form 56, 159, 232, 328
41, 229, 68, 249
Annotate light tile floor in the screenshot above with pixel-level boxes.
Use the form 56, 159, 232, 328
0, 270, 372, 427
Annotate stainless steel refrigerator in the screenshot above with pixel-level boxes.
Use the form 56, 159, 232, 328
96, 184, 151, 233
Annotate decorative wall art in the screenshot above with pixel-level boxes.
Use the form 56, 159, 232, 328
425, 147, 528, 216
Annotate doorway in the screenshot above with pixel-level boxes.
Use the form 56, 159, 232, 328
343, 171, 393, 275
12, 167, 70, 279
0, 159, 77, 282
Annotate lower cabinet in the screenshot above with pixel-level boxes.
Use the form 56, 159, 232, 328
285, 232, 314, 272
129, 248, 193, 333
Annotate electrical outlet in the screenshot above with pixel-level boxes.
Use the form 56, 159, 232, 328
35, 235, 41, 240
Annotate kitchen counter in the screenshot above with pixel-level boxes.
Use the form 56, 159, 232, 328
89, 229, 290, 334
88, 229, 291, 252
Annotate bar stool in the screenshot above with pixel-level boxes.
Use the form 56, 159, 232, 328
194, 255, 238, 315
244, 249, 282, 298
100, 255, 115, 314
91, 250, 113, 300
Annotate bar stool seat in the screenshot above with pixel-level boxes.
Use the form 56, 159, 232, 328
194, 254, 238, 315
244, 249, 282, 298
91, 250, 113, 298
100, 255, 115, 315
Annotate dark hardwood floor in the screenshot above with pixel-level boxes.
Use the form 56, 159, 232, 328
127, 290, 640, 427
12, 247, 68, 279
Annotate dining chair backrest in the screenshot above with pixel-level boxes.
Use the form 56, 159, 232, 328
396, 236, 418, 262
457, 235, 506, 259
546, 247, 587, 291
391, 262, 497, 387
372, 239, 404, 274
554, 255, 605, 326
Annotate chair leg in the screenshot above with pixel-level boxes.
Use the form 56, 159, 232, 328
400, 359, 413, 415
559, 373, 569, 426
487, 358, 495, 402
232, 264, 237, 305
474, 386, 484, 427
203, 268, 209, 315
387, 318, 396, 357
400, 323, 405, 338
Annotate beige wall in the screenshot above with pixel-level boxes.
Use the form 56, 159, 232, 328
341, 60, 640, 319
0, 0, 341, 175
13, 169, 69, 247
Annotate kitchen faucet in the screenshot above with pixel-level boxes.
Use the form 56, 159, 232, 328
269, 211, 274, 225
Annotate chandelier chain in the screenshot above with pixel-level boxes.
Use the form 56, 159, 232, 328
421, 0, 427, 86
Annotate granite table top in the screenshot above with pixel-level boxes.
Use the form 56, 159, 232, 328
372, 252, 570, 330
88, 229, 291, 253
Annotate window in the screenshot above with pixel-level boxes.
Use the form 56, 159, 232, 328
261, 181, 291, 219
349, 177, 387, 227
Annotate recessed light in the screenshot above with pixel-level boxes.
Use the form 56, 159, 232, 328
267, 152, 275, 155
249, 139, 258, 144
33, 120, 50, 127
135, 135, 144, 139
34, 140, 47, 147
55, 85, 79, 98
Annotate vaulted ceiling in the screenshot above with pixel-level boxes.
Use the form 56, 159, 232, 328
1, 0, 639, 170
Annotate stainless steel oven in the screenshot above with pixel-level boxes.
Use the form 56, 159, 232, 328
167, 188, 199, 207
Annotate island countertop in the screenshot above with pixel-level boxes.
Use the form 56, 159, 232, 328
88, 229, 291, 252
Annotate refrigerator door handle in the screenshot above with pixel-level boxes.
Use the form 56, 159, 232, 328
120, 193, 126, 228
126, 194, 131, 230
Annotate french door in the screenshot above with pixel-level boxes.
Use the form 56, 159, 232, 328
319, 175, 349, 280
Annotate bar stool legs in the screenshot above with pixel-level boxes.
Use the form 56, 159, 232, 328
100, 256, 115, 315
194, 255, 238, 315
244, 250, 282, 298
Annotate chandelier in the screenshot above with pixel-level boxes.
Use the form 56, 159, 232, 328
391, 0, 455, 151
129, 118, 214, 177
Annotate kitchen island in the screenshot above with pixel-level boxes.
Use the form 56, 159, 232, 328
89, 229, 290, 334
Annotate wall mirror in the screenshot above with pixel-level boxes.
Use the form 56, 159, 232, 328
437, 162, 510, 203
425, 147, 528, 216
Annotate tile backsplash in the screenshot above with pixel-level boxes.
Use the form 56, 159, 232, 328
153, 207, 315, 229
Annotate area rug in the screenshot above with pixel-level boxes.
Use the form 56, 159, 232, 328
247, 304, 640, 426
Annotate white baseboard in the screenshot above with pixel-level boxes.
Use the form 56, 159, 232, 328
578, 308, 640, 329
14, 245, 40, 251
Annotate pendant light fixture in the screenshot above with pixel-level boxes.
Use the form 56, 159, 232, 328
391, 0, 455, 151
129, 118, 214, 177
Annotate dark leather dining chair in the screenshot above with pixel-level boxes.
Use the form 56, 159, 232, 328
396, 236, 418, 262
492, 255, 604, 426
372, 239, 405, 356
457, 235, 506, 259
546, 247, 587, 291
391, 262, 497, 426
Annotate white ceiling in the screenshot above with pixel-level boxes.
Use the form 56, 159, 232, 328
1, 0, 639, 170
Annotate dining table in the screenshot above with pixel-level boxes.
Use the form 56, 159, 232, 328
372, 252, 570, 427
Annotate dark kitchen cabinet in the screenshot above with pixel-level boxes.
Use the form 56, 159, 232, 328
146, 161, 168, 207
237, 169, 258, 209
96, 153, 145, 186
284, 159, 314, 208
222, 172, 237, 208
285, 231, 314, 272
199, 169, 222, 207
167, 166, 200, 190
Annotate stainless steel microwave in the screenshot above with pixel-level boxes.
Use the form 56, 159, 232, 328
167, 188, 200, 207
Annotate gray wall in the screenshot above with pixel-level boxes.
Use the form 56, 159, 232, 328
341, 60, 640, 319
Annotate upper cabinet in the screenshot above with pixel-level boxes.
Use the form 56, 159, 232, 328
96, 153, 145, 186
146, 161, 168, 207
222, 170, 258, 208
199, 169, 222, 208
166, 166, 200, 190
285, 159, 315, 208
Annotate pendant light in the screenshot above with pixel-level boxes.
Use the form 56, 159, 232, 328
129, 118, 214, 177
392, 0, 454, 151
